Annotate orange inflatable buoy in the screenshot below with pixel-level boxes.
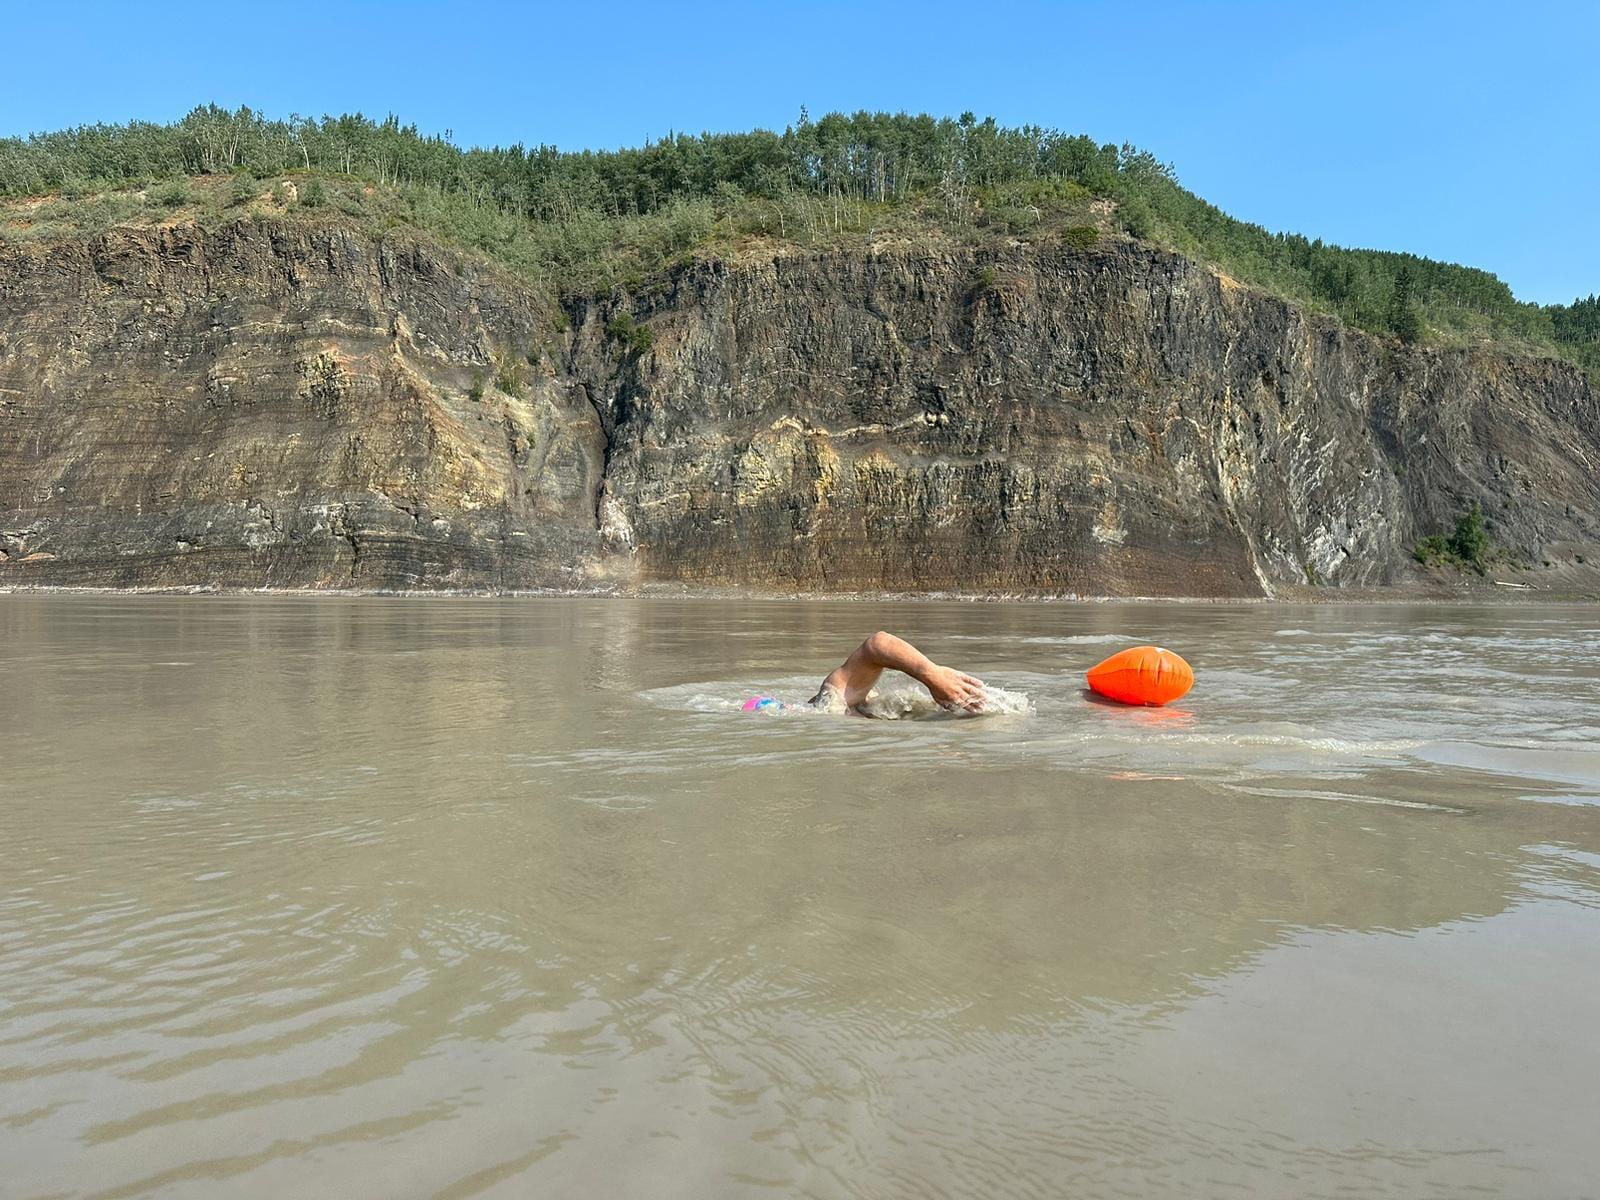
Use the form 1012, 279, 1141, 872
1086, 645, 1194, 707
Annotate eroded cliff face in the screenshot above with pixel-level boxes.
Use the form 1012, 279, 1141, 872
2, 220, 1597, 595
0, 223, 605, 590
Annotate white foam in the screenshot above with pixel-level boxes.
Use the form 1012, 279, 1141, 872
638, 677, 1033, 720
1019, 634, 1131, 645
857, 681, 1034, 720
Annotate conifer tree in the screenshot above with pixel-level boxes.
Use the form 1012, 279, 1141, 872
1388, 266, 1423, 343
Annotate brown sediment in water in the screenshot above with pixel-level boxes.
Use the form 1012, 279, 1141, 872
4, 596, 1599, 1196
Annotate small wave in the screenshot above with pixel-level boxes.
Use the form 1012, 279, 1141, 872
1190, 727, 1424, 756
1019, 634, 1130, 646
639, 676, 821, 714
857, 682, 1034, 720
1070, 723, 1424, 758
638, 677, 1032, 719
1412, 741, 1600, 790
1222, 783, 1465, 813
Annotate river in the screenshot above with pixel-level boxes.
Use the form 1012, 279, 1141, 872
4, 596, 1598, 1199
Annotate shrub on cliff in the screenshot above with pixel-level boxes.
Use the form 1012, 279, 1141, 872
1414, 502, 1492, 573
226, 175, 257, 207
1063, 224, 1099, 250
605, 313, 654, 356
1451, 502, 1490, 568
492, 349, 526, 397
151, 179, 190, 208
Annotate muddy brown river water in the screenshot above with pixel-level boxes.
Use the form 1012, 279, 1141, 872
3, 596, 1599, 1199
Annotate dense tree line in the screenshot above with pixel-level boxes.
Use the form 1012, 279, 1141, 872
1546, 294, 1600, 368
0, 105, 1591, 363
0, 105, 1124, 220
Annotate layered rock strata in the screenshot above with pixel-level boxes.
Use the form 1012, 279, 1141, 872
2, 221, 1595, 595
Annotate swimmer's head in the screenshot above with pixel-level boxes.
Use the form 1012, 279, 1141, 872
742, 696, 782, 712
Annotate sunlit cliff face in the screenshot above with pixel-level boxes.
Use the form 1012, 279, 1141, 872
3, 223, 1597, 595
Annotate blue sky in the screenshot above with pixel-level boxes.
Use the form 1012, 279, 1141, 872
2, 0, 1595, 304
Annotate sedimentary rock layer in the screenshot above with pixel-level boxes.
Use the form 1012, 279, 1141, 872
2, 220, 1596, 594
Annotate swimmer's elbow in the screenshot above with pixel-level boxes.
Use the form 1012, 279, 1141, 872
863, 630, 896, 656
862, 630, 906, 665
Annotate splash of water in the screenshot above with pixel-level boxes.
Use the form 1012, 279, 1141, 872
855, 681, 1034, 720
640, 677, 1033, 719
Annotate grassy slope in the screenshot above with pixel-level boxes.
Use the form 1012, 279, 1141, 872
0, 170, 1105, 291
0, 164, 1593, 377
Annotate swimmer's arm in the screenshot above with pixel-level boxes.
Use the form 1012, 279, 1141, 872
817, 631, 986, 710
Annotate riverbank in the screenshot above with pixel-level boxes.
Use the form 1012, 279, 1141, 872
5, 576, 1598, 603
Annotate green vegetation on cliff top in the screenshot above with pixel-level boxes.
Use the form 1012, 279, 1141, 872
1, 105, 1595, 371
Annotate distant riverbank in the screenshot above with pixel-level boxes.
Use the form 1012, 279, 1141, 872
6, 579, 1598, 603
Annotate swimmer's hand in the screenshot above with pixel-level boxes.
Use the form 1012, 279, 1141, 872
920, 664, 988, 712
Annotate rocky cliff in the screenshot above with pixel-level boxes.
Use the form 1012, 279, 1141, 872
2, 219, 1597, 595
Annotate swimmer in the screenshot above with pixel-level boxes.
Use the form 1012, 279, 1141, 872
808, 631, 987, 715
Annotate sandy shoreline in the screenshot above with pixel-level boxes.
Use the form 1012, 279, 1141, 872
4, 581, 1596, 604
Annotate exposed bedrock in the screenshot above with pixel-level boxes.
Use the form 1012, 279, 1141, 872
2, 221, 1596, 594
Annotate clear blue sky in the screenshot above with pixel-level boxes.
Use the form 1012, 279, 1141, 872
3, 0, 1595, 304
